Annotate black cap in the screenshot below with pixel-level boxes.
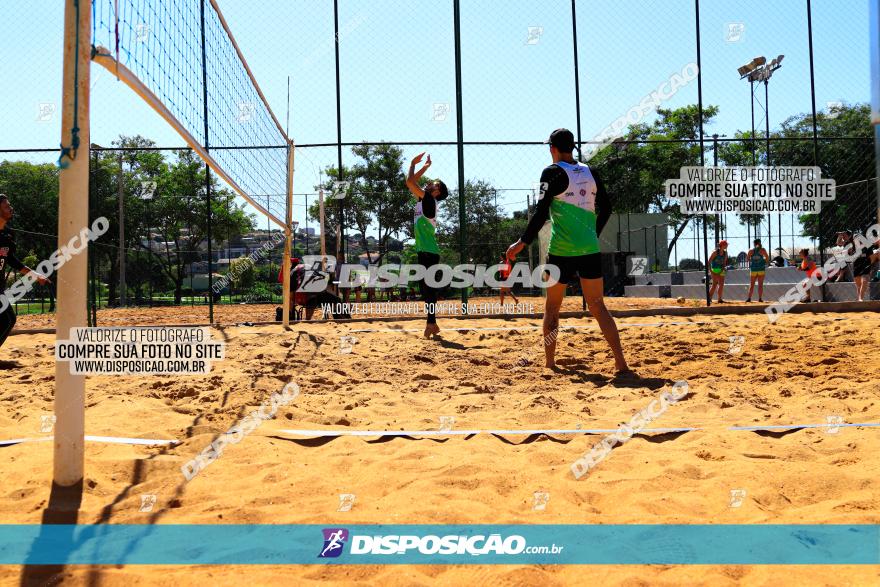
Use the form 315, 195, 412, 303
545, 128, 576, 152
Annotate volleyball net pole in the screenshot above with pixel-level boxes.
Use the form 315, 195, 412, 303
282, 142, 294, 327
54, 0, 91, 488
53, 0, 298, 486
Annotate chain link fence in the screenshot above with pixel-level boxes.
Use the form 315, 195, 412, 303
1, 0, 876, 322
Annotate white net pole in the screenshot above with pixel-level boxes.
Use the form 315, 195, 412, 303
282, 142, 294, 326
54, 0, 91, 488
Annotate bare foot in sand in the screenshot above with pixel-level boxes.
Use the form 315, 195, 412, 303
614, 368, 639, 380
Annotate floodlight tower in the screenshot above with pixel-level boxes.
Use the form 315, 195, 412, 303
738, 55, 784, 249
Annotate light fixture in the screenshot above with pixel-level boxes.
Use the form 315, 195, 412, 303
737, 56, 767, 78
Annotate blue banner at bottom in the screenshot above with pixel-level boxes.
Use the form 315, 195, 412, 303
1, 524, 878, 565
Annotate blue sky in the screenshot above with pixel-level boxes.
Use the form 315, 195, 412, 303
0, 0, 874, 260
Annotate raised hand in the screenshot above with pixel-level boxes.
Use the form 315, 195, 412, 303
506, 240, 525, 261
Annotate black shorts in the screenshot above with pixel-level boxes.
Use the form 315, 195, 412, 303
547, 253, 602, 283
853, 257, 872, 277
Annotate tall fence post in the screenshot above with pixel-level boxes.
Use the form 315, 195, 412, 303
333, 0, 345, 262
88, 149, 96, 327
695, 0, 710, 305
453, 0, 467, 310
872, 0, 880, 224
571, 0, 582, 154
571, 0, 586, 309
117, 152, 126, 306
712, 134, 719, 245
806, 0, 827, 300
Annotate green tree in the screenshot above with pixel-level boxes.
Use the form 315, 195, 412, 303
311, 143, 413, 264
588, 105, 722, 255
715, 130, 765, 232
349, 143, 411, 263
0, 161, 59, 260
437, 179, 512, 266
139, 149, 254, 303
90, 135, 169, 304
0, 160, 60, 309
770, 103, 875, 247
228, 256, 256, 290
309, 164, 356, 259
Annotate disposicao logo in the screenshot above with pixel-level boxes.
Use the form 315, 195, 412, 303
318, 528, 349, 558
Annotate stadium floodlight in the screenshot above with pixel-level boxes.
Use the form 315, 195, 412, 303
766, 54, 785, 76
737, 56, 766, 78
738, 52, 783, 248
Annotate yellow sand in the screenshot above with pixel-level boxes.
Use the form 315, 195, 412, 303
2, 304, 879, 585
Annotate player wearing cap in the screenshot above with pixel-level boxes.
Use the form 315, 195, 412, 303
0, 195, 51, 355
506, 129, 629, 373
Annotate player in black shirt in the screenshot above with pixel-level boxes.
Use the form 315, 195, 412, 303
0, 195, 51, 352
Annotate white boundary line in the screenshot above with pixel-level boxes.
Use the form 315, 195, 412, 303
277, 422, 880, 437
0, 435, 179, 447
3, 423, 876, 446
277, 427, 699, 437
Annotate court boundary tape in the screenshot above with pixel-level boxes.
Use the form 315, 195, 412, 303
277, 421, 880, 438
0, 435, 179, 447
3, 422, 877, 448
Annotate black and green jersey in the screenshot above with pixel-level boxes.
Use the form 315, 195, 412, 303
710, 250, 728, 271
749, 248, 767, 271
521, 161, 611, 256
414, 194, 439, 254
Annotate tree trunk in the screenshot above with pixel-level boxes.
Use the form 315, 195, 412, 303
359, 231, 369, 264
667, 216, 693, 255
174, 259, 185, 305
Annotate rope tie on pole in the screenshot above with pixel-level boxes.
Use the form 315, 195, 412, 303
59, 0, 82, 169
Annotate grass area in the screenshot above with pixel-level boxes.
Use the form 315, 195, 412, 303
9, 302, 55, 316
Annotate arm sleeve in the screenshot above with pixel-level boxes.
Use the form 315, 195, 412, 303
520, 165, 567, 245
593, 170, 612, 236
6, 242, 24, 271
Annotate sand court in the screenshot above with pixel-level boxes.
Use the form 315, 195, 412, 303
3, 308, 880, 584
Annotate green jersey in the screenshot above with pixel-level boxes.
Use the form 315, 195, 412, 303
414, 197, 439, 254
750, 248, 767, 271
710, 250, 728, 273
520, 161, 611, 256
